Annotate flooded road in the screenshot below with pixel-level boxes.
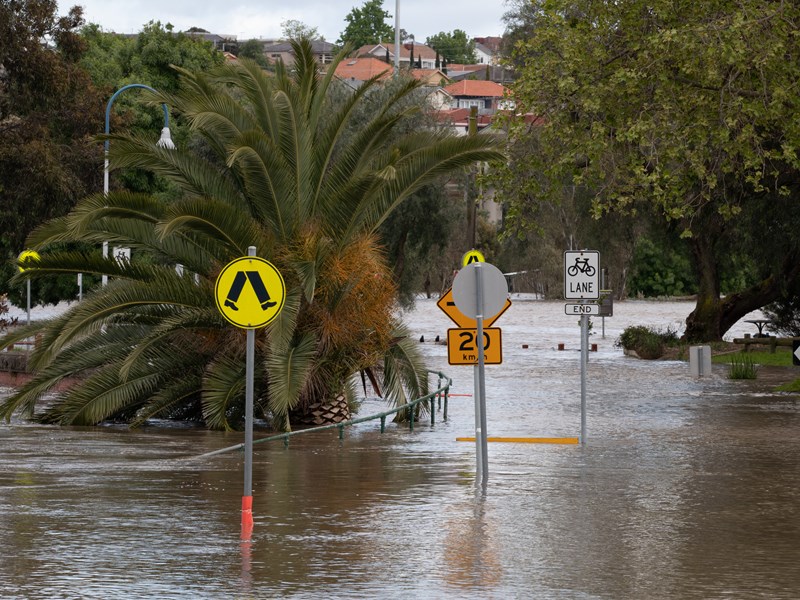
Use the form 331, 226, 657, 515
1, 298, 799, 598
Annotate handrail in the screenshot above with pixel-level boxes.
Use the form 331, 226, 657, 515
193, 370, 452, 459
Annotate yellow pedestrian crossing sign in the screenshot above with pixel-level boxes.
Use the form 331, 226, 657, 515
215, 256, 285, 329
461, 249, 485, 267
18, 250, 40, 273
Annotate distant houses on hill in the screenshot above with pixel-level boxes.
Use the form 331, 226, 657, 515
128, 28, 516, 129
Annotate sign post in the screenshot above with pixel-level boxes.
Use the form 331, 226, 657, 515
452, 261, 508, 485
18, 250, 40, 325
215, 247, 285, 540
564, 250, 600, 445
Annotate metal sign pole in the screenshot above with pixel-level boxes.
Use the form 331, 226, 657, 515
26, 278, 31, 325
475, 263, 489, 484
242, 245, 256, 538
580, 314, 587, 445
472, 364, 482, 478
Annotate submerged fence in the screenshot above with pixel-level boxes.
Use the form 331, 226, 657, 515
194, 370, 452, 459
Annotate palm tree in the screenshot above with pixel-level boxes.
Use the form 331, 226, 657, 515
0, 40, 504, 430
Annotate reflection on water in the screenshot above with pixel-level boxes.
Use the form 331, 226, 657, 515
1, 299, 799, 599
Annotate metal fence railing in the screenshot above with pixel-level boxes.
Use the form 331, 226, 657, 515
194, 370, 452, 459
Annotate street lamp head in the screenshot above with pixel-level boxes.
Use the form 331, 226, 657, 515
156, 127, 176, 149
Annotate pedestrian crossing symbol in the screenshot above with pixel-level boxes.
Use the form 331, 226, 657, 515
215, 256, 285, 329
461, 249, 485, 267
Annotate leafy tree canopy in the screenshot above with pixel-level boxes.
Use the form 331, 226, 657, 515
425, 29, 477, 64
500, 0, 800, 340
0, 1, 105, 304
237, 39, 270, 68
337, 0, 394, 49
281, 19, 321, 41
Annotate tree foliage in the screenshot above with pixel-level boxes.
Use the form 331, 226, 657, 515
237, 39, 270, 69
425, 30, 477, 64
0, 1, 105, 304
337, 0, 394, 49
281, 19, 321, 41
500, 0, 800, 340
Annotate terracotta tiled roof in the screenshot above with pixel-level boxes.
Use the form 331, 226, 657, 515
402, 42, 438, 60
409, 69, 451, 84
442, 80, 508, 98
355, 42, 438, 61
333, 57, 393, 82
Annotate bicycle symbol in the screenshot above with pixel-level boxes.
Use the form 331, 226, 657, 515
567, 257, 596, 277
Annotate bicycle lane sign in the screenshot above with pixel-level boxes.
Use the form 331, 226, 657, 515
564, 250, 600, 299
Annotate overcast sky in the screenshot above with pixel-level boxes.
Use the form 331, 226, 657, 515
60, 0, 510, 43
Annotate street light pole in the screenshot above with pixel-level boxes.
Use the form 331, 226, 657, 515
102, 84, 175, 286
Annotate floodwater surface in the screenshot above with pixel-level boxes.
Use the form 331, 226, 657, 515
1, 298, 799, 599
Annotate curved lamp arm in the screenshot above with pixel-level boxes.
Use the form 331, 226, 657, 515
102, 83, 175, 286
104, 83, 175, 154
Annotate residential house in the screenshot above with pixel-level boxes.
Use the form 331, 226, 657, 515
473, 36, 503, 62
184, 31, 238, 53
355, 42, 440, 70
442, 80, 510, 112
473, 42, 494, 65
263, 40, 337, 66
332, 57, 393, 85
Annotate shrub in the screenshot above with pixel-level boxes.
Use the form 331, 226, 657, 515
616, 325, 678, 360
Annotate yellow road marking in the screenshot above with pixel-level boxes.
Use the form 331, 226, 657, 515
456, 437, 579, 445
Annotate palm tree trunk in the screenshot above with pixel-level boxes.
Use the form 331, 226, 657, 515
289, 394, 351, 427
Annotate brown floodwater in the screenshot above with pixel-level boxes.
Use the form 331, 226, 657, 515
1, 298, 798, 599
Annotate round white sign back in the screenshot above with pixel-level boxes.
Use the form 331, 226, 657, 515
452, 262, 508, 320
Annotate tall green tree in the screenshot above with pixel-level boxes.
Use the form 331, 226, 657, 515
0, 41, 503, 429
237, 39, 270, 69
337, 0, 394, 49
281, 19, 321, 41
0, 1, 105, 305
425, 30, 477, 64
500, 0, 800, 340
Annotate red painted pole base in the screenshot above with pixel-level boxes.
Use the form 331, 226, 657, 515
241, 495, 253, 540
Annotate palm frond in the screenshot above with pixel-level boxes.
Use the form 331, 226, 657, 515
202, 351, 247, 430
38, 362, 167, 425
381, 322, 429, 410
130, 376, 203, 428
266, 331, 318, 428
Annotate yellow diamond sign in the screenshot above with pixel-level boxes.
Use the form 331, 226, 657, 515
215, 256, 285, 329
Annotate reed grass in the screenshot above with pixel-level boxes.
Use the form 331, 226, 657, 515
728, 353, 759, 379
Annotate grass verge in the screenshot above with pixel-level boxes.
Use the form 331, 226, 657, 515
711, 348, 793, 367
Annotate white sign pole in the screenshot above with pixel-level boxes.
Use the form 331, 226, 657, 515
580, 313, 587, 445
242, 245, 256, 539
472, 364, 482, 478
452, 261, 507, 485
26, 278, 31, 325
474, 263, 489, 485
